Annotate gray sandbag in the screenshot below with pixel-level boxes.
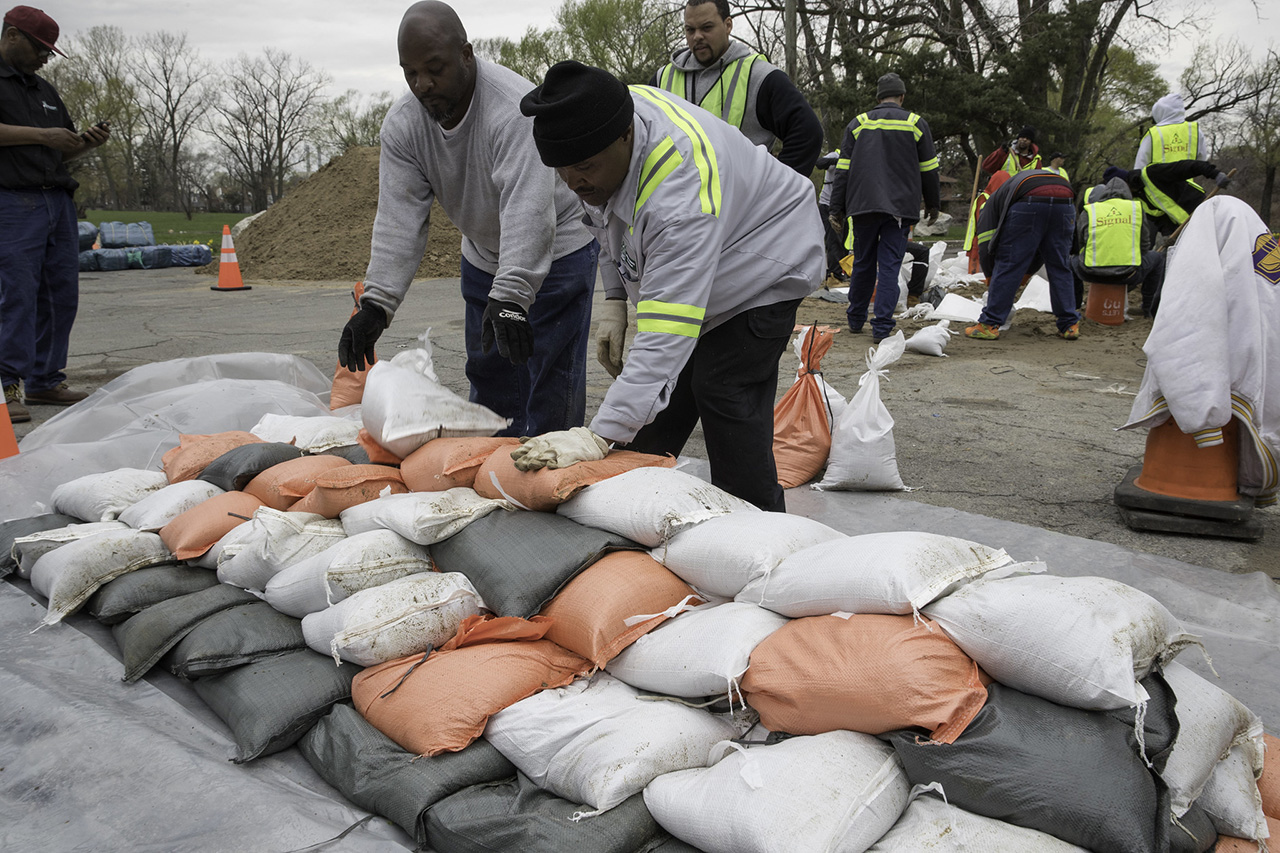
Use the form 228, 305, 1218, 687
96, 248, 129, 271
298, 703, 515, 846
78, 250, 98, 272
640, 838, 704, 853
124, 221, 155, 246
77, 220, 98, 250
198, 443, 305, 492
0, 513, 80, 578
167, 244, 212, 266
430, 509, 641, 618
1171, 804, 1218, 853
887, 680, 1176, 853
87, 563, 220, 625
97, 220, 127, 248
191, 649, 359, 763
164, 601, 305, 678
424, 773, 662, 853
321, 444, 372, 465
112, 584, 258, 682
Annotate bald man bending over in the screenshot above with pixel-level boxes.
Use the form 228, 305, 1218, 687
338, 1, 598, 436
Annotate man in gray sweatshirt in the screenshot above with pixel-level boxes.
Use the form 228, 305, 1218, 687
337, 1, 598, 437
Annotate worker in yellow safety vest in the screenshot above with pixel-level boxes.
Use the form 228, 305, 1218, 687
981, 125, 1041, 176
1134, 93, 1201, 170
1046, 151, 1069, 179
1070, 175, 1166, 317
1103, 161, 1232, 237
650, 0, 822, 174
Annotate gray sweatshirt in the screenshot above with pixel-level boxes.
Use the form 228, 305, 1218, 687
362, 59, 593, 321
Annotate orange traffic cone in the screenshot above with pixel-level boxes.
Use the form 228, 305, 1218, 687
1, 409, 19, 460
211, 224, 251, 292
1134, 418, 1240, 502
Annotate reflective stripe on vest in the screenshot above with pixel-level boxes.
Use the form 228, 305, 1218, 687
656, 54, 763, 129
634, 135, 683, 226
636, 299, 705, 337
1000, 151, 1042, 174
630, 85, 722, 217
1084, 199, 1143, 267
1140, 167, 1195, 225
963, 190, 991, 251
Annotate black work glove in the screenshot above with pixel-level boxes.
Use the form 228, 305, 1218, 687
481, 299, 533, 365
338, 303, 387, 372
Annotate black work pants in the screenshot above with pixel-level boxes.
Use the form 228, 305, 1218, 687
623, 298, 801, 513
817, 203, 846, 279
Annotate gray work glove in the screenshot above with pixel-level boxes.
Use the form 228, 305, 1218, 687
1215, 172, 1232, 189
481, 299, 533, 365
596, 298, 628, 378
338, 303, 387, 372
510, 427, 609, 471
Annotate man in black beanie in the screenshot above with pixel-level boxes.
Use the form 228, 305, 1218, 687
510, 60, 823, 512
982, 124, 1042, 176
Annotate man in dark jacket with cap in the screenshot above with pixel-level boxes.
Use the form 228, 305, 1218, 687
1, 5, 109, 424
829, 71, 941, 343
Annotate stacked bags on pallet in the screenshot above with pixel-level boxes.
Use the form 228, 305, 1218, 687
78, 220, 212, 271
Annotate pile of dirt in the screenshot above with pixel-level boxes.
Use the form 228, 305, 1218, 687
200, 147, 463, 282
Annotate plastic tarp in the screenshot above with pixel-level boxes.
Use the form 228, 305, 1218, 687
1, 354, 1278, 851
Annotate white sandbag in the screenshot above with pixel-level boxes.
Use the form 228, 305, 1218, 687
263, 529, 433, 618
338, 488, 509, 545
651, 511, 845, 598
605, 601, 788, 699
1012, 274, 1053, 313
30, 529, 172, 625
216, 508, 346, 592
249, 413, 361, 453
866, 793, 1090, 852
814, 333, 907, 492
903, 320, 953, 357
12, 521, 130, 579
117, 480, 226, 532
923, 574, 1201, 709
642, 731, 910, 853
557, 467, 759, 548
51, 468, 169, 522
192, 520, 258, 570
361, 331, 510, 457
931, 293, 984, 323
1163, 661, 1266, 818
300, 572, 482, 666
737, 531, 1016, 617
484, 673, 740, 814
1197, 741, 1270, 843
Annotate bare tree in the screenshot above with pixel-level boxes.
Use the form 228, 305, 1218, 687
213, 48, 331, 212
1228, 49, 1280, 225
130, 31, 211, 216
311, 89, 394, 162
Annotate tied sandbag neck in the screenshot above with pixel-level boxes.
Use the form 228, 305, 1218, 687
376, 645, 434, 698
799, 326, 838, 433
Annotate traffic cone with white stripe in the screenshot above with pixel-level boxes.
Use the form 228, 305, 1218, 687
211, 224, 251, 292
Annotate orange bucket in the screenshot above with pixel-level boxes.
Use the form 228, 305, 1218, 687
1134, 418, 1240, 502
1084, 282, 1126, 325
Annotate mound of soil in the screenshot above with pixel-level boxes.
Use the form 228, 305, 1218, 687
201, 147, 463, 281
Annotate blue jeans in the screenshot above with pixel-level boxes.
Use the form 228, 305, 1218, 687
0, 188, 79, 393
978, 199, 1078, 331
847, 215, 909, 339
461, 241, 597, 437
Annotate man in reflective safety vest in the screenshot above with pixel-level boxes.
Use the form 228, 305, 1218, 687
1046, 152, 1069, 179
650, 0, 821, 174
981, 125, 1041, 176
517, 61, 822, 512
1104, 161, 1231, 237
1134, 93, 1201, 170
1070, 176, 1166, 317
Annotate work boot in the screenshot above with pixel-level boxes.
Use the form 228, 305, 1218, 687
4, 383, 29, 423
24, 383, 89, 406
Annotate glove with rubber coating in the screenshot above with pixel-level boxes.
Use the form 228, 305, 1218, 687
482, 299, 534, 365
338, 303, 387, 372
596, 298, 628, 378
510, 427, 609, 471
1215, 171, 1232, 189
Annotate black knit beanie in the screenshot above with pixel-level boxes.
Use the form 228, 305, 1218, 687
1018, 125, 1037, 144
520, 60, 634, 168
876, 72, 906, 100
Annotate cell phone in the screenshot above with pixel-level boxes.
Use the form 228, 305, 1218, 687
80, 121, 109, 140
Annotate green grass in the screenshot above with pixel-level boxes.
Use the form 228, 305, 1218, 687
84, 210, 253, 249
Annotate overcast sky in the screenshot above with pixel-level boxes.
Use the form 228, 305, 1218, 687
49, 0, 1274, 105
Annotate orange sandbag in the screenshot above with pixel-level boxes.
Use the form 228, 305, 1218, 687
741, 613, 989, 744
1215, 816, 1280, 851
243, 455, 352, 510
162, 432, 264, 484
539, 551, 701, 669
159, 490, 265, 561
401, 437, 523, 492
1261, 732, 1280, 819
772, 326, 836, 489
474, 448, 678, 512
357, 428, 404, 466
331, 282, 376, 410
290, 464, 407, 518
352, 614, 590, 756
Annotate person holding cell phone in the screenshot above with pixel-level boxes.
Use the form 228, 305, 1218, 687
0, 5, 108, 423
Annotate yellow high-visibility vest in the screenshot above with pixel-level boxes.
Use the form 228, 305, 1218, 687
657, 54, 763, 129
1083, 199, 1143, 267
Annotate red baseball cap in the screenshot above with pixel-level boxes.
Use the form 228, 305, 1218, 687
3, 6, 65, 57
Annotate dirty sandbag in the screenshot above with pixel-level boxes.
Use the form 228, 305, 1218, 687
215, 507, 346, 592
814, 332, 907, 491
773, 326, 840, 489
164, 601, 306, 678
158, 490, 264, 562
339, 488, 509, 545
11, 521, 129, 579
199, 442, 304, 492
112, 583, 258, 682
0, 513, 80, 578
362, 330, 511, 457
299, 703, 515, 847
118, 480, 226, 532
30, 529, 173, 625
865, 794, 1091, 852
903, 320, 954, 357
426, 774, 662, 853
250, 413, 361, 454
192, 648, 360, 763
87, 563, 220, 625
52, 467, 170, 522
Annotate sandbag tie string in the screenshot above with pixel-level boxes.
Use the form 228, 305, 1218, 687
379, 645, 434, 699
